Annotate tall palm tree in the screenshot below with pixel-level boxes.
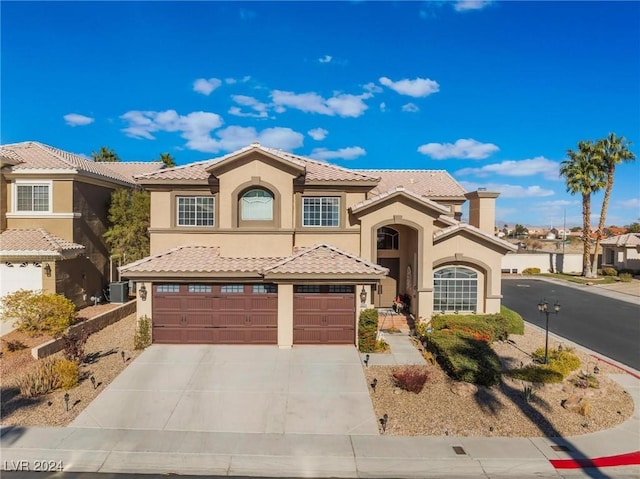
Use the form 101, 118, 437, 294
590, 133, 636, 275
560, 140, 606, 277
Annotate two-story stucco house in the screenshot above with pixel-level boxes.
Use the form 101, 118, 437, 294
121, 142, 515, 347
0, 141, 163, 306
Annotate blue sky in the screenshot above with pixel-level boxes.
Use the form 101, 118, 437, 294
2, 1, 639, 228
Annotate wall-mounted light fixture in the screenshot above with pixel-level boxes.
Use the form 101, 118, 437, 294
139, 284, 148, 301
44, 263, 52, 277
359, 286, 367, 304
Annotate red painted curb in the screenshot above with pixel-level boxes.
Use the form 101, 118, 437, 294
590, 354, 640, 380
551, 451, 640, 469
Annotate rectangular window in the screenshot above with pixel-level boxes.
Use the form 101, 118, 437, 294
16, 184, 50, 212
188, 284, 212, 293
177, 196, 214, 227
252, 284, 277, 294
328, 285, 353, 293
221, 284, 244, 293
302, 197, 340, 227
295, 285, 321, 293
157, 284, 180, 293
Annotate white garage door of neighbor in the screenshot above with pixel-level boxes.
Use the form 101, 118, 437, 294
0, 262, 43, 298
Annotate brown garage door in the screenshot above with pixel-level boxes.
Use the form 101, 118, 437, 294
293, 285, 355, 344
152, 283, 277, 344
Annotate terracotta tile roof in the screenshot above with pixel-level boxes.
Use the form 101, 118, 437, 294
136, 143, 379, 183
120, 246, 281, 274
433, 223, 517, 251
350, 187, 451, 214
601, 233, 640, 247
0, 228, 85, 257
0, 141, 160, 186
102, 161, 164, 182
263, 243, 389, 276
357, 169, 467, 198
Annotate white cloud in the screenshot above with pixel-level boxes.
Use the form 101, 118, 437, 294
308, 128, 328, 141
460, 181, 555, 198
455, 156, 560, 180
454, 1, 493, 12
310, 146, 366, 161
418, 138, 499, 160
402, 102, 419, 113
318, 55, 333, 63
193, 77, 222, 95
363, 82, 383, 94
64, 113, 94, 126
618, 198, 640, 209
537, 200, 579, 207
228, 95, 269, 118
120, 109, 224, 152
379, 102, 387, 112
258, 127, 304, 150
271, 90, 369, 118
379, 76, 440, 97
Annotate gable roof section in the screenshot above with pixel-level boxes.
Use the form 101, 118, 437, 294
350, 187, 451, 215
205, 143, 306, 176
357, 169, 467, 199
263, 243, 388, 276
601, 233, 640, 247
0, 141, 159, 187
0, 228, 85, 259
101, 161, 164, 182
433, 223, 517, 252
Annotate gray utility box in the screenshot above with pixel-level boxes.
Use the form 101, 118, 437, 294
109, 281, 129, 303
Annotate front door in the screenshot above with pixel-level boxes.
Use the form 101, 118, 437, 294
375, 258, 399, 308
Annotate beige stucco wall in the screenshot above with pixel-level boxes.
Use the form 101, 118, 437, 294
277, 284, 293, 348
135, 281, 153, 321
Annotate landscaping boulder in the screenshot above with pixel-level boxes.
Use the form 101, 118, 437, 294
451, 382, 478, 397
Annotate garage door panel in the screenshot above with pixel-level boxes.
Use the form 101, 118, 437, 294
154, 297, 182, 310
248, 314, 277, 327
152, 327, 184, 344
327, 313, 355, 328
293, 289, 355, 345
294, 313, 325, 328
219, 298, 246, 310
249, 297, 277, 310
183, 297, 216, 310
153, 312, 183, 327
186, 313, 214, 327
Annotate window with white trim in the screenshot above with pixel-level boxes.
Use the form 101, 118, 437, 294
433, 266, 478, 312
177, 196, 214, 227
157, 284, 180, 293
302, 197, 339, 227
241, 189, 273, 221
188, 284, 212, 293
16, 183, 50, 212
221, 284, 244, 293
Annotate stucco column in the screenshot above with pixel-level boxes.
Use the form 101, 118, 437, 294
136, 281, 153, 321
277, 284, 293, 348
416, 290, 433, 322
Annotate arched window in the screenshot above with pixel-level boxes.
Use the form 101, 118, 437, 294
433, 266, 478, 312
241, 188, 273, 221
377, 227, 399, 250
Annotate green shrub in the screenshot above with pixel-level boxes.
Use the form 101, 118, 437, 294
531, 348, 580, 378
16, 358, 62, 397
507, 365, 564, 383
358, 308, 379, 353
375, 339, 389, 352
602, 267, 618, 277
425, 331, 502, 386
0, 290, 77, 338
53, 359, 79, 390
430, 314, 509, 342
522, 267, 541, 275
134, 315, 152, 350
392, 366, 430, 393
500, 305, 525, 335
619, 272, 633, 282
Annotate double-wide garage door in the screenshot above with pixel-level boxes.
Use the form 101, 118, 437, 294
152, 284, 277, 344
293, 285, 355, 344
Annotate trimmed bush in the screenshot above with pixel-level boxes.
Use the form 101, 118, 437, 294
531, 348, 581, 378
430, 314, 509, 343
522, 267, 541, 275
53, 359, 79, 390
16, 358, 62, 398
500, 305, 525, 335
134, 315, 152, 350
507, 365, 564, 383
392, 366, 430, 393
619, 272, 633, 282
602, 267, 618, 277
358, 308, 379, 353
425, 331, 502, 386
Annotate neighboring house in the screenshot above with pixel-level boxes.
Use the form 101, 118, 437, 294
120, 143, 515, 347
601, 233, 640, 271
0, 141, 163, 306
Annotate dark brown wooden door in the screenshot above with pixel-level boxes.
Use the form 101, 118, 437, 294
152, 284, 277, 344
293, 285, 355, 344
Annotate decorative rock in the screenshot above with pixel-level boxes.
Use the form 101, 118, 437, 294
393, 388, 402, 395
450, 382, 478, 397
561, 392, 583, 410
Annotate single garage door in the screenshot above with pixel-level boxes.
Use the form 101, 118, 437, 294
293, 285, 355, 344
0, 262, 43, 299
152, 283, 277, 344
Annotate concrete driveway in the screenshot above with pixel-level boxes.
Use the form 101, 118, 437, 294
71, 345, 379, 435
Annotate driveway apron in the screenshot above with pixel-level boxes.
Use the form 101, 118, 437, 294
71, 345, 379, 435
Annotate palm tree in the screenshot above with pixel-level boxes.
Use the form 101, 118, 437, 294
560, 140, 606, 277
158, 152, 176, 168
590, 133, 636, 275
92, 146, 120, 162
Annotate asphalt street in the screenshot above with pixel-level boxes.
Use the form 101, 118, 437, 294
501, 278, 640, 370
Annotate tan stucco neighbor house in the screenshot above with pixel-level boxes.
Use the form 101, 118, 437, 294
121, 143, 515, 347
0, 141, 163, 306
601, 233, 640, 272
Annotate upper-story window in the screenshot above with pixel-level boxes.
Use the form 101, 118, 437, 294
16, 183, 50, 212
177, 196, 214, 227
241, 188, 273, 221
302, 197, 340, 227
377, 227, 399, 250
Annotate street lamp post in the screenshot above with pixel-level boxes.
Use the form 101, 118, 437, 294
538, 298, 560, 364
